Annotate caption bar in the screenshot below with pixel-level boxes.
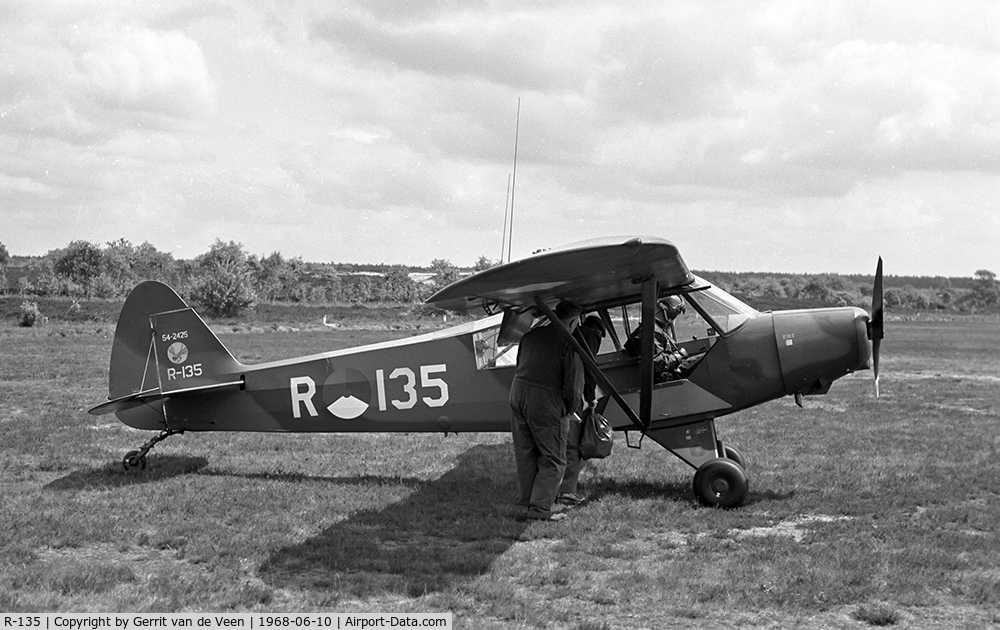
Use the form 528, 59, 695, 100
3, 615, 452, 630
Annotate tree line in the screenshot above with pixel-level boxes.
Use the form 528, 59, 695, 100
709, 269, 999, 313
0, 239, 492, 317
0, 239, 997, 317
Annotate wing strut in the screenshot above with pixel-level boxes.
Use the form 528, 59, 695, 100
639, 279, 657, 428
534, 299, 648, 432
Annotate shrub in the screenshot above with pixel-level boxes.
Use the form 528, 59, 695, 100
18, 301, 42, 327
191, 240, 257, 317
853, 602, 899, 626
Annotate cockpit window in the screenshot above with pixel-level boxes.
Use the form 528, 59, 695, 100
473, 325, 518, 369
686, 284, 757, 335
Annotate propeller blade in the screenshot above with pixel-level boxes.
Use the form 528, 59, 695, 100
871, 257, 884, 397
873, 337, 881, 397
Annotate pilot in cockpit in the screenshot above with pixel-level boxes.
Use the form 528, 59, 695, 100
659, 295, 685, 342
625, 295, 689, 381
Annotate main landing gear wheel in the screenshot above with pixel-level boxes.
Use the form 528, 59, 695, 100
722, 444, 746, 469
693, 457, 748, 508
122, 450, 147, 472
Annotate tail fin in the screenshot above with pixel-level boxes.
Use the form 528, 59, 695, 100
109, 281, 190, 399
94, 282, 244, 426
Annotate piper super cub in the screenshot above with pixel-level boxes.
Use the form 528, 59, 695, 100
90, 236, 884, 507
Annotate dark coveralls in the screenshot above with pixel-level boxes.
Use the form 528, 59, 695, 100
509, 323, 584, 519
559, 322, 603, 498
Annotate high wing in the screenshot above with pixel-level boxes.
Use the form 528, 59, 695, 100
428, 235, 697, 438
427, 236, 694, 313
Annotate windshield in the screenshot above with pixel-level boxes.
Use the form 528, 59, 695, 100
687, 283, 757, 335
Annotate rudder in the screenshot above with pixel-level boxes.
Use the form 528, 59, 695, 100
149, 307, 243, 394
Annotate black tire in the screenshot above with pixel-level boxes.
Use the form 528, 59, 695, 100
722, 444, 746, 469
122, 450, 147, 472
693, 458, 748, 508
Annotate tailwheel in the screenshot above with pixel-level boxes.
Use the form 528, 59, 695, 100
122, 450, 147, 472
121, 428, 183, 473
693, 457, 748, 508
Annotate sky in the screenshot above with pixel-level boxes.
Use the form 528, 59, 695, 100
2, 1, 999, 277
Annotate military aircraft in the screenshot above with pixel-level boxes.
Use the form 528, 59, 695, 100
89, 236, 884, 508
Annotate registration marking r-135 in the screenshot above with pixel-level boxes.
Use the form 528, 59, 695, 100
375, 364, 449, 411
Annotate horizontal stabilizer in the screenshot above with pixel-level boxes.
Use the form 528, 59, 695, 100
88, 379, 245, 416
89, 389, 163, 416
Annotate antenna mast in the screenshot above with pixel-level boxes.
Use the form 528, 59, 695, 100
500, 173, 511, 263
507, 98, 520, 264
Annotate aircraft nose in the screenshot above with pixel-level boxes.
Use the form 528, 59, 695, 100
851, 306, 874, 371
772, 306, 872, 396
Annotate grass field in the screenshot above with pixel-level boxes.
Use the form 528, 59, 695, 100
0, 316, 998, 628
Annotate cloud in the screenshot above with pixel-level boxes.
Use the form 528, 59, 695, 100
305, 1, 1000, 209
0, 2, 219, 254
2, 0, 998, 275
311, 6, 602, 93
278, 136, 449, 211
77, 27, 216, 120
1, 8, 215, 144
762, 40, 1000, 174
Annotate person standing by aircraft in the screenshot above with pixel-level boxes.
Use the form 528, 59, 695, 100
558, 315, 606, 507
510, 300, 584, 522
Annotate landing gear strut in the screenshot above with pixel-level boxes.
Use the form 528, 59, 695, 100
643, 420, 751, 508
122, 429, 184, 472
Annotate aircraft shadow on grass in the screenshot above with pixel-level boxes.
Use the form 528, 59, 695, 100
585, 476, 690, 502
585, 476, 794, 506
43, 455, 209, 491
257, 442, 780, 598
45, 455, 432, 493
259, 442, 529, 598
194, 468, 429, 488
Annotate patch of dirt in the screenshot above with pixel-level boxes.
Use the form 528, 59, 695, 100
729, 514, 854, 543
